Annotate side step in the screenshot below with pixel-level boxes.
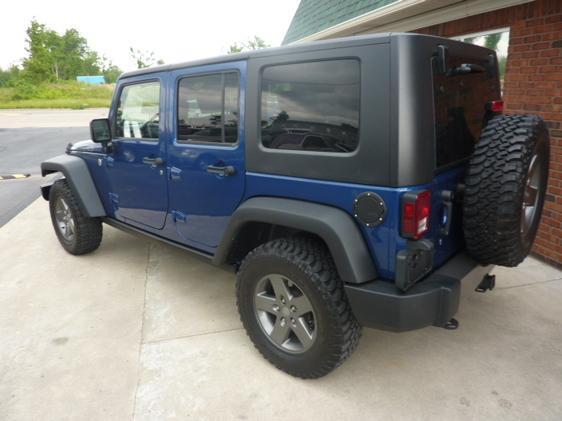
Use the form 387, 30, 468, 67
475, 274, 496, 293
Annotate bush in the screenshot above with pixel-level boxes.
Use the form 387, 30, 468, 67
10, 81, 39, 100
0, 80, 113, 109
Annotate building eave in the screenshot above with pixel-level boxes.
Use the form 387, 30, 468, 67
290, 0, 534, 43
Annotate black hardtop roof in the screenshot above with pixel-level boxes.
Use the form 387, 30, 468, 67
120, 32, 398, 79
119, 32, 493, 80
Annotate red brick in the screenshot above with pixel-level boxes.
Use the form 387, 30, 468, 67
530, 58, 549, 65
513, 44, 532, 52
522, 51, 540, 58
415, 0, 562, 264
542, 32, 562, 40
527, 17, 545, 27
545, 15, 562, 24
525, 35, 543, 42
532, 41, 552, 49
540, 49, 561, 57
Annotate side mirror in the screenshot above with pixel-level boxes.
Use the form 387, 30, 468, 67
90, 118, 111, 143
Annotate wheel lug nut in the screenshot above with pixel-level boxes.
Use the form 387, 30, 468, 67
280, 317, 286, 326
290, 318, 296, 325
281, 297, 286, 304
290, 305, 296, 313
272, 305, 279, 312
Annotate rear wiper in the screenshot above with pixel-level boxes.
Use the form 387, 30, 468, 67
448, 63, 486, 76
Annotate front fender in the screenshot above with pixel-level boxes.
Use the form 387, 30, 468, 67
41, 154, 105, 217
214, 197, 378, 284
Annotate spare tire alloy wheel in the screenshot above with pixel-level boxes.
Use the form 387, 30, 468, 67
463, 115, 549, 266
521, 152, 543, 239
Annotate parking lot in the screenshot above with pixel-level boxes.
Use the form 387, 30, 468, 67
0, 196, 561, 420
0, 109, 106, 226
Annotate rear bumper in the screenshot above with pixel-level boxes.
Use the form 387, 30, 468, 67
344, 252, 492, 332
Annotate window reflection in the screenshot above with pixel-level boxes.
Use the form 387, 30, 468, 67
115, 81, 160, 140
261, 60, 360, 153
178, 72, 239, 144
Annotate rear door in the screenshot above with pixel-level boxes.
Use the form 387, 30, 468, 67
167, 62, 246, 249
429, 45, 501, 266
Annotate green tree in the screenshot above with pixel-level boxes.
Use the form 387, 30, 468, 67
228, 36, 269, 54
129, 47, 164, 69
57, 28, 101, 79
0, 66, 22, 87
23, 20, 54, 81
99, 56, 122, 83
484, 33, 502, 51
22, 20, 102, 82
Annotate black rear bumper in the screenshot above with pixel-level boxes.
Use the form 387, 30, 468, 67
345, 253, 492, 332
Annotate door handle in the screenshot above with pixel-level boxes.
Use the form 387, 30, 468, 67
206, 164, 236, 176
143, 156, 164, 166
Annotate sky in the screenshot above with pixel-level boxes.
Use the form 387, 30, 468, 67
0, 0, 301, 71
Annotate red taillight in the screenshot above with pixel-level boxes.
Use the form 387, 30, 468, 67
401, 190, 431, 240
490, 100, 504, 113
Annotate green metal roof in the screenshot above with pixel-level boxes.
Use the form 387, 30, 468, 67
283, 0, 398, 44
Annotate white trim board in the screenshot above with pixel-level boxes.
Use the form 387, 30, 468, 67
450, 27, 511, 40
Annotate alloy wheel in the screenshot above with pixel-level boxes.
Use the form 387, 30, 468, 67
253, 274, 316, 353
54, 197, 75, 241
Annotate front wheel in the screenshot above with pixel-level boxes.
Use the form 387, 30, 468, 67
49, 179, 102, 255
236, 237, 361, 378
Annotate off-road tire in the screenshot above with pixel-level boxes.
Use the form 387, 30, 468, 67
236, 237, 361, 378
49, 179, 102, 255
463, 114, 549, 266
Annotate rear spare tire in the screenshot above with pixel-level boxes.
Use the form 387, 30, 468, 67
463, 114, 549, 266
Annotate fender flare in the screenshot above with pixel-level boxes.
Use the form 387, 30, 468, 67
213, 197, 378, 284
41, 154, 106, 217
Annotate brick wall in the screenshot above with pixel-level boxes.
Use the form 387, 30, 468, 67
417, 0, 562, 267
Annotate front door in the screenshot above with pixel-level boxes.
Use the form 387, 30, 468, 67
167, 63, 246, 249
106, 78, 168, 229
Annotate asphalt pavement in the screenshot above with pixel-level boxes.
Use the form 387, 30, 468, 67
0, 109, 106, 226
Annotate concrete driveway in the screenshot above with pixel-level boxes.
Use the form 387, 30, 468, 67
1, 199, 561, 421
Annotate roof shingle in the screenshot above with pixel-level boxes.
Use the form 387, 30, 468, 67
283, 0, 398, 44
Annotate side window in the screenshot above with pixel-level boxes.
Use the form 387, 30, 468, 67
260, 59, 360, 153
177, 72, 240, 144
115, 81, 160, 140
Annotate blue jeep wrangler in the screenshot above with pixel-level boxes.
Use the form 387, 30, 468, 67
41, 33, 549, 378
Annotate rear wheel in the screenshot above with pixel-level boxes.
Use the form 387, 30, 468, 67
236, 237, 361, 378
49, 180, 102, 255
463, 114, 549, 266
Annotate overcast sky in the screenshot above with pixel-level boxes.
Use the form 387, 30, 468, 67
1, 0, 301, 71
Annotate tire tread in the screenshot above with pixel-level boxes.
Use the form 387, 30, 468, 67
236, 237, 361, 379
49, 179, 102, 255
463, 114, 548, 266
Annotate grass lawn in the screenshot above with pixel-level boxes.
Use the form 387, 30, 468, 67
0, 81, 113, 109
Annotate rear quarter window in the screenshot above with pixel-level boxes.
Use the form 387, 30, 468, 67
260, 59, 360, 153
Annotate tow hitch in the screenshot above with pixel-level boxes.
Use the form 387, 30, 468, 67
443, 318, 459, 330
475, 274, 496, 293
